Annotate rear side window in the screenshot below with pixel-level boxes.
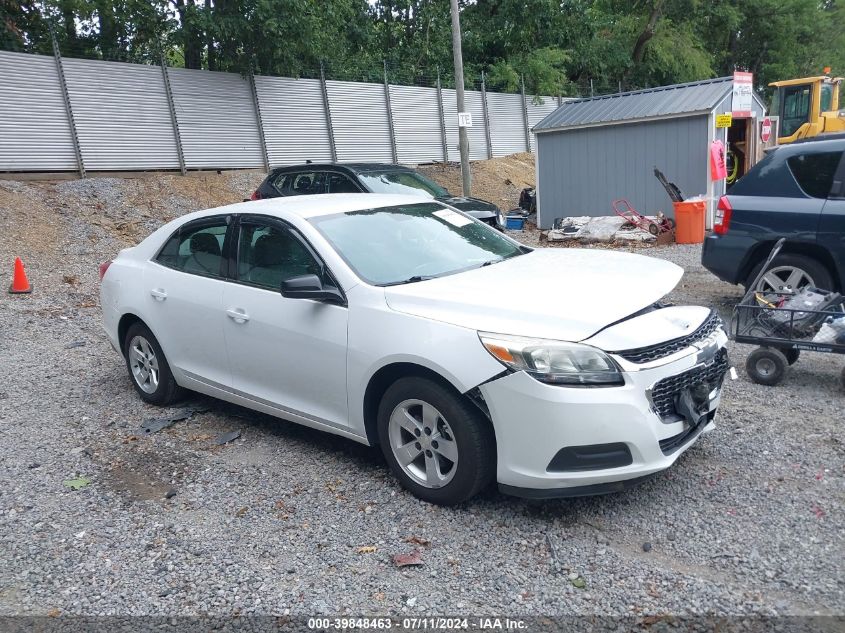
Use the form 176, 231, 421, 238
273, 171, 326, 196
156, 220, 228, 277
787, 151, 842, 198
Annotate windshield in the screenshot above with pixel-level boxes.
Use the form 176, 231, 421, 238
309, 203, 526, 286
820, 82, 834, 112
357, 170, 449, 198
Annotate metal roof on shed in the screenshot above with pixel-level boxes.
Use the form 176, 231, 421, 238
534, 76, 736, 133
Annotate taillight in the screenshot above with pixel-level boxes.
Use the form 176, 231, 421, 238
250, 190, 262, 201
99, 260, 112, 281
714, 196, 732, 235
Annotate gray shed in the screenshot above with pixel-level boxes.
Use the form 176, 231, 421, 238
533, 77, 767, 229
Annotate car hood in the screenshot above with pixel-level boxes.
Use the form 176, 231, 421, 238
436, 195, 499, 219
384, 249, 683, 342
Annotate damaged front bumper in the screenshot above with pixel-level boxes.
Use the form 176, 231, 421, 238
479, 330, 730, 498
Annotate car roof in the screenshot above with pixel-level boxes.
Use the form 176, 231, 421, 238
763, 136, 845, 159
187, 193, 438, 222
272, 163, 414, 175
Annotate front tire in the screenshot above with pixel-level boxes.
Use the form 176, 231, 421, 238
746, 347, 787, 386
377, 377, 495, 505
124, 322, 182, 406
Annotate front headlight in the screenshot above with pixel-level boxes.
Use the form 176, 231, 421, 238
479, 332, 624, 387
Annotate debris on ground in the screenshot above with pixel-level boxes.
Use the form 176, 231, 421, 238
356, 546, 377, 554
570, 576, 587, 589
64, 341, 86, 349
140, 404, 210, 434
63, 476, 91, 490
405, 536, 431, 547
547, 216, 661, 244
393, 551, 424, 567
212, 430, 241, 446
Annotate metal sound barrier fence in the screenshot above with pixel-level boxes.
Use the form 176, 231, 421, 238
0, 50, 560, 177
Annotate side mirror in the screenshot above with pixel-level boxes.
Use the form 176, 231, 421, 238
281, 274, 345, 305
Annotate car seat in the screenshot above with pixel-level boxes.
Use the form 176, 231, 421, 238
183, 232, 222, 275
294, 176, 313, 194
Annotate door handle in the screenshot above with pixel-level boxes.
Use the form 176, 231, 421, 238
226, 308, 250, 324
150, 288, 167, 301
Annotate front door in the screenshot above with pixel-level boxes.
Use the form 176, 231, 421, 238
221, 216, 349, 428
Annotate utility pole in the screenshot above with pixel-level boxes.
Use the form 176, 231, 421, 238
449, 0, 471, 196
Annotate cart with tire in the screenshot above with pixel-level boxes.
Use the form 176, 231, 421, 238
732, 239, 845, 388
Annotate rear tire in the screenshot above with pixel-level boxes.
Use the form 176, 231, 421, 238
377, 377, 495, 505
123, 322, 182, 406
746, 347, 787, 386
746, 254, 834, 295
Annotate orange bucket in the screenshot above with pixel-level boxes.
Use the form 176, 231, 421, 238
672, 200, 706, 244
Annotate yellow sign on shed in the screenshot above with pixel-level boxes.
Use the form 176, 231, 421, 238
716, 114, 733, 128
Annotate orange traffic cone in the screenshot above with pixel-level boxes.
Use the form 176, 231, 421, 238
9, 257, 31, 294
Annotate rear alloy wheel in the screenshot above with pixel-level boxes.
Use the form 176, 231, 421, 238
124, 322, 182, 406
746, 347, 787, 387
747, 254, 834, 296
377, 377, 495, 505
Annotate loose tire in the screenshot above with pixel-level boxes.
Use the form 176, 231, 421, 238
377, 377, 495, 505
746, 254, 834, 295
746, 347, 788, 386
124, 322, 182, 406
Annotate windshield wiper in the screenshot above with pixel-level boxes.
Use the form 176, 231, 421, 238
384, 275, 437, 286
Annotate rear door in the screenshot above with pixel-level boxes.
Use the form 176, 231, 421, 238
819, 151, 845, 291
145, 215, 233, 387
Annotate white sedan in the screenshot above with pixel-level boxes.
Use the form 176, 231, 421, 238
100, 194, 730, 505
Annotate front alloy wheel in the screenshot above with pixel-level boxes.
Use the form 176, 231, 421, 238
377, 377, 495, 505
388, 399, 459, 489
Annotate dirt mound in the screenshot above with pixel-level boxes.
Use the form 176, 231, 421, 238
418, 152, 535, 210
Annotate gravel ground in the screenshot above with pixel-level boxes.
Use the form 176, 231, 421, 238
0, 174, 843, 619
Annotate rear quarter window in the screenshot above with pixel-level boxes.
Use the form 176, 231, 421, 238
787, 151, 842, 198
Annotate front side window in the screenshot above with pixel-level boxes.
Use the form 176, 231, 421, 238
779, 84, 812, 137
787, 151, 843, 198
357, 170, 448, 198
236, 221, 324, 290
327, 173, 362, 194
156, 220, 228, 277
309, 202, 525, 286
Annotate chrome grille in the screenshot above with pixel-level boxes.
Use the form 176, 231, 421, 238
650, 348, 729, 420
614, 311, 723, 364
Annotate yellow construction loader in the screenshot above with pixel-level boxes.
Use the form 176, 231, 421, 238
769, 70, 844, 143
